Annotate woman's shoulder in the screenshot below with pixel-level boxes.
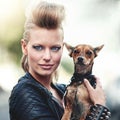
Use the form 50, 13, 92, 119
9, 72, 52, 110
10, 72, 50, 101
9, 73, 57, 120
11, 72, 36, 92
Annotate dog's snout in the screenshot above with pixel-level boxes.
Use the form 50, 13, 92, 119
78, 57, 84, 62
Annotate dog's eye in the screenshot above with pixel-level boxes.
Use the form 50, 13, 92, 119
73, 50, 79, 54
86, 51, 92, 55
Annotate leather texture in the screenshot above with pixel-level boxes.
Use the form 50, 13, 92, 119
9, 72, 66, 120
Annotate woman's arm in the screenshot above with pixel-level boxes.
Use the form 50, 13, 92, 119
84, 78, 111, 120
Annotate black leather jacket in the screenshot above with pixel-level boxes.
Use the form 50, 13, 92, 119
9, 72, 66, 120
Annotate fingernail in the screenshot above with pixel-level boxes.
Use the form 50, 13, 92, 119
84, 79, 87, 82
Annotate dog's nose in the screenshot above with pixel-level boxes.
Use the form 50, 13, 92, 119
78, 57, 84, 63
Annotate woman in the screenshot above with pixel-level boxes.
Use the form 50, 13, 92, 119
9, 1, 111, 120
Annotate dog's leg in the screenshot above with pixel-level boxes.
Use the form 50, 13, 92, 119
62, 85, 77, 120
70, 92, 84, 120
61, 107, 72, 120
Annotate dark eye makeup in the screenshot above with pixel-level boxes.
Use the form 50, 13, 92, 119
51, 46, 61, 52
32, 45, 43, 51
32, 45, 61, 52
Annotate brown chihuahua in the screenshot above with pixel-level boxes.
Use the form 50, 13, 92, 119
61, 43, 104, 120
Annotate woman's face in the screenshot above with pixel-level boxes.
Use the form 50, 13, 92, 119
22, 26, 64, 78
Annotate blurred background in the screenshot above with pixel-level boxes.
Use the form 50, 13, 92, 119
0, 0, 120, 119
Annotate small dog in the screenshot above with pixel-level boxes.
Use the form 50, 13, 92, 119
61, 43, 104, 120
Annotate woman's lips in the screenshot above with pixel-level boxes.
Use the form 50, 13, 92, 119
39, 64, 54, 69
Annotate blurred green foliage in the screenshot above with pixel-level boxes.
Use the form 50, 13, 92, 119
61, 59, 74, 74
0, 0, 25, 65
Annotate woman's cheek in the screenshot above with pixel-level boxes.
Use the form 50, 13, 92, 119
28, 50, 40, 62
54, 53, 62, 63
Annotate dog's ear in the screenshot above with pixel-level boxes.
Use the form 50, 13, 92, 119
94, 44, 104, 57
64, 42, 74, 57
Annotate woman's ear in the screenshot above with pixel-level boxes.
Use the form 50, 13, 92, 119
21, 39, 28, 55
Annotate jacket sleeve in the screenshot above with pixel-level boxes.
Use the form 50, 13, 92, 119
9, 82, 58, 120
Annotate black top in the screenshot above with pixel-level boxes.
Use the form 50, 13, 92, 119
9, 72, 66, 120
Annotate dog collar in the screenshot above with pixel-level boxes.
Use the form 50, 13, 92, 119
69, 72, 96, 88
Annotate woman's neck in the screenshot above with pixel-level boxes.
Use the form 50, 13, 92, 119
29, 72, 63, 105
29, 71, 52, 89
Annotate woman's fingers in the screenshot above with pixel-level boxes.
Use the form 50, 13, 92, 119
84, 78, 106, 106
84, 78, 93, 90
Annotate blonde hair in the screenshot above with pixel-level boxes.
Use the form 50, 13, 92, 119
21, 1, 65, 72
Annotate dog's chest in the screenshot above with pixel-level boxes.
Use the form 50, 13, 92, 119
65, 82, 92, 120
67, 82, 90, 104
66, 73, 96, 102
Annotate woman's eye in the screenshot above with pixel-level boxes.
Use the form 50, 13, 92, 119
32, 45, 43, 51
51, 46, 61, 52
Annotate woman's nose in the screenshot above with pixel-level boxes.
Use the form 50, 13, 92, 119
43, 49, 51, 61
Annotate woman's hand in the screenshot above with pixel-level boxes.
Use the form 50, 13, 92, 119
84, 77, 106, 106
